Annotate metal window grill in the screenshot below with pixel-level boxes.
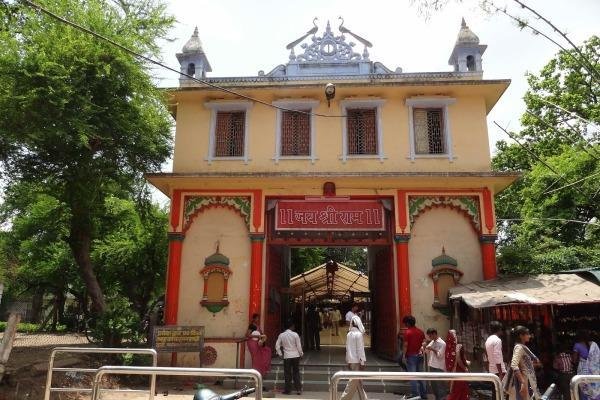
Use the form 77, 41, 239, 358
281, 110, 310, 156
215, 111, 245, 157
347, 108, 377, 155
414, 108, 445, 154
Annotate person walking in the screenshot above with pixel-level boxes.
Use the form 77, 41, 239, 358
275, 320, 303, 395
553, 342, 574, 400
506, 326, 541, 400
346, 304, 359, 328
340, 315, 368, 400
245, 313, 271, 390
445, 329, 470, 400
331, 307, 342, 336
573, 330, 600, 400
485, 321, 506, 400
402, 315, 427, 400
424, 328, 447, 400
306, 304, 321, 351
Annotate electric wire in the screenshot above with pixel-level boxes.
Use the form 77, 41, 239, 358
498, 217, 600, 227
21, 0, 349, 118
543, 169, 600, 195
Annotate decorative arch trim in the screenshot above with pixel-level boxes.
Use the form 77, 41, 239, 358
183, 196, 251, 232
408, 196, 481, 232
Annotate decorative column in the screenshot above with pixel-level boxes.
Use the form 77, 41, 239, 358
480, 187, 498, 280
480, 235, 498, 280
394, 234, 412, 321
248, 233, 264, 318
165, 232, 184, 325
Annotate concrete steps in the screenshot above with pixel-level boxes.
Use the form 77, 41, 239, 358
226, 363, 412, 394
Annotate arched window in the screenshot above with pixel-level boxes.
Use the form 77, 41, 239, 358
187, 63, 196, 77
466, 55, 475, 71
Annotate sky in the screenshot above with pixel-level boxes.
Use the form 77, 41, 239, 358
150, 0, 599, 203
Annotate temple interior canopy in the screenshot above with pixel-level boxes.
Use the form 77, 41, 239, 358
289, 262, 369, 302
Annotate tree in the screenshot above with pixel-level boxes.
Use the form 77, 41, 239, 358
493, 36, 600, 273
0, 0, 174, 315
0, 180, 169, 338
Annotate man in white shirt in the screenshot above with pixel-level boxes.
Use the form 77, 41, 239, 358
275, 320, 303, 395
345, 303, 359, 331
485, 321, 506, 400
424, 328, 447, 400
341, 315, 368, 400
485, 321, 506, 380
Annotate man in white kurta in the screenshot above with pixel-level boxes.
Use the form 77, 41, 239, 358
341, 315, 368, 400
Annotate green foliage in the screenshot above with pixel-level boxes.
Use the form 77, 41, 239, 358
89, 294, 145, 346
0, 0, 175, 314
290, 247, 368, 277
0, 321, 66, 333
493, 36, 600, 274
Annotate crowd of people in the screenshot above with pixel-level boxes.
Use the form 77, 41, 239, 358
399, 316, 600, 400
244, 308, 600, 400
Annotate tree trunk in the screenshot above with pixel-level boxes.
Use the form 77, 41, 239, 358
69, 218, 106, 315
30, 292, 44, 323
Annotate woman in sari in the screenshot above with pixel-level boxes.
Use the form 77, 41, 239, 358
445, 329, 470, 400
506, 326, 541, 400
573, 330, 600, 400
246, 313, 272, 390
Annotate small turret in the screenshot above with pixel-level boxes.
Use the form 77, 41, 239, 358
176, 27, 212, 85
448, 18, 487, 73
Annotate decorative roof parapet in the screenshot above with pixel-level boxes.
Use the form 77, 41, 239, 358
264, 18, 400, 77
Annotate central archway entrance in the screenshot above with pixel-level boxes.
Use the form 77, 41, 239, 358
263, 197, 398, 361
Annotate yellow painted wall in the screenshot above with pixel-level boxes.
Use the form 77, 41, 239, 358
172, 86, 494, 174
407, 207, 483, 334
177, 207, 251, 367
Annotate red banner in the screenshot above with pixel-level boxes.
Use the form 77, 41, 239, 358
275, 200, 385, 231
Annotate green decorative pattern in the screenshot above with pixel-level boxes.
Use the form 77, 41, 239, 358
409, 196, 480, 231
184, 196, 251, 230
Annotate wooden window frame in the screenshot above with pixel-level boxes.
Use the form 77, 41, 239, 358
340, 99, 386, 163
406, 97, 456, 161
272, 99, 319, 163
205, 100, 253, 164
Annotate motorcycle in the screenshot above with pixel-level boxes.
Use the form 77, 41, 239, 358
193, 386, 256, 400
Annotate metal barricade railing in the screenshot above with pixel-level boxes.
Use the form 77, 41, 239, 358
90, 366, 263, 400
43, 347, 157, 400
571, 375, 600, 400
329, 371, 503, 400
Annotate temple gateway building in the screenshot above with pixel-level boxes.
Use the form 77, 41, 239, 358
147, 19, 518, 367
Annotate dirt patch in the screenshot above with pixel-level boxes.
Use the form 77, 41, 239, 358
0, 333, 152, 400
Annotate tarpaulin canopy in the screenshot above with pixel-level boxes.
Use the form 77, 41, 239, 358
289, 263, 369, 302
448, 273, 600, 309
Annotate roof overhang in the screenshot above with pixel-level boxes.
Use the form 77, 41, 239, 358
448, 273, 600, 308
145, 171, 521, 198
165, 76, 510, 117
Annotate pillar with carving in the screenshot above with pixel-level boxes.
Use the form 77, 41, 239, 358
248, 234, 264, 318
395, 234, 412, 321
480, 188, 498, 280
165, 232, 184, 325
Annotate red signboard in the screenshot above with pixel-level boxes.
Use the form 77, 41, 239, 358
275, 200, 385, 231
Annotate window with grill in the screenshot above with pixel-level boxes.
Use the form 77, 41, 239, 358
413, 108, 445, 154
346, 108, 378, 155
281, 110, 310, 156
214, 111, 245, 157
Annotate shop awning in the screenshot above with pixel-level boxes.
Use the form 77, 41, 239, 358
448, 273, 600, 308
289, 263, 369, 302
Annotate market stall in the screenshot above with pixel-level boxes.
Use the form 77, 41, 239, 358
447, 272, 600, 378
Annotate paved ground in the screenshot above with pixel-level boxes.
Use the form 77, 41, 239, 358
0, 331, 89, 347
